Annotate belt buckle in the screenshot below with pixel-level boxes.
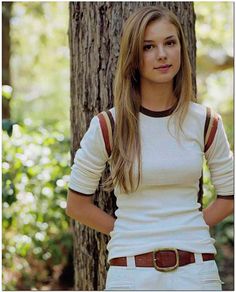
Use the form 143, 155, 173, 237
153, 248, 179, 272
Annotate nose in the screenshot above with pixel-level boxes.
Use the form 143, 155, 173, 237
156, 45, 167, 60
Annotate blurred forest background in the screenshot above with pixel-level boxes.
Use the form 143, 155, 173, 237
2, 2, 234, 290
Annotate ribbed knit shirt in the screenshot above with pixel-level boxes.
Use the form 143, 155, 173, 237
69, 102, 233, 262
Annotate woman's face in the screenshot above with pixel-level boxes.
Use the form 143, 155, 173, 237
139, 18, 181, 85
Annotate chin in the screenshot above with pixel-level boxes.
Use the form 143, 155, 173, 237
151, 77, 174, 84
141, 73, 175, 85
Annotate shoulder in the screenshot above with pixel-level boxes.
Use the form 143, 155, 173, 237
96, 106, 116, 122
188, 102, 221, 126
188, 101, 220, 118
188, 101, 207, 119
187, 101, 220, 123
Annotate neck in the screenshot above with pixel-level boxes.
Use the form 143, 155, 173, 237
140, 79, 176, 111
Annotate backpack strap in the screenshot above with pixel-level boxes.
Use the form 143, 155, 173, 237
197, 107, 219, 210
97, 110, 115, 157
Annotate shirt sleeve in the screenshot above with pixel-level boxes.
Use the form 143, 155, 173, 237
205, 114, 234, 198
68, 115, 109, 195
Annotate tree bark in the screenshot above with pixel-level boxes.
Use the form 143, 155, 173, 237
69, 2, 196, 290
2, 2, 12, 120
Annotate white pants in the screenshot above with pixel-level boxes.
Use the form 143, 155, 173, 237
105, 253, 224, 290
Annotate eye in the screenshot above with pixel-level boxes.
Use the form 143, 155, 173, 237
143, 44, 154, 51
165, 40, 176, 47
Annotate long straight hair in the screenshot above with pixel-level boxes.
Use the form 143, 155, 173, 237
103, 5, 194, 194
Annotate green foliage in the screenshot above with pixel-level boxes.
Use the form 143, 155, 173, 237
195, 2, 233, 57
221, 111, 234, 151
202, 159, 216, 208
2, 122, 72, 290
2, 86, 16, 136
215, 215, 234, 245
10, 2, 70, 134
202, 159, 234, 249
2, 85, 13, 100
195, 3, 233, 115
2, 119, 17, 137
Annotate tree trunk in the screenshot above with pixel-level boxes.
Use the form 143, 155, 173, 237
2, 2, 12, 120
69, 2, 196, 290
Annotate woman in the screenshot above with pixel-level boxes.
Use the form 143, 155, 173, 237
66, 6, 233, 290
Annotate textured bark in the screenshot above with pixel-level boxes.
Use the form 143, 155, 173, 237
69, 2, 196, 290
2, 2, 12, 119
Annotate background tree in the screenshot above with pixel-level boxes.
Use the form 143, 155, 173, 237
2, 2, 232, 290
69, 2, 196, 290
2, 2, 13, 119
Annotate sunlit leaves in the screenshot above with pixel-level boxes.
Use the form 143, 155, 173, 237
195, 2, 233, 56
2, 123, 72, 289
194, 3, 233, 116
10, 2, 70, 132
2, 85, 13, 100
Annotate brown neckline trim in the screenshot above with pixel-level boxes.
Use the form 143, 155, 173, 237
140, 102, 177, 118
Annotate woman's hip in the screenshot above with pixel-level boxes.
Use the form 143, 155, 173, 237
105, 251, 224, 290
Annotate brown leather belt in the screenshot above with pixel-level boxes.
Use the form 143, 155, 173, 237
109, 248, 215, 272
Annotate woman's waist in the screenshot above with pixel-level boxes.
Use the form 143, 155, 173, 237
107, 235, 216, 262
111, 221, 210, 237
114, 205, 204, 228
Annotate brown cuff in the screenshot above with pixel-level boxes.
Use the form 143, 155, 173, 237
217, 195, 234, 200
68, 187, 94, 196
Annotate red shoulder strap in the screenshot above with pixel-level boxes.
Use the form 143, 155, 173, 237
198, 107, 219, 210
204, 107, 219, 152
97, 110, 115, 157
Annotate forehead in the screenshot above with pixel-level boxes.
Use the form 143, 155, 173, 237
144, 18, 178, 40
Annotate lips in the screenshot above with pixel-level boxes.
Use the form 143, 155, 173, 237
155, 64, 172, 69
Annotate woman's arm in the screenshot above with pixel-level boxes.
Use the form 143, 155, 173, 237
202, 197, 234, 227
203, 113, 234, 228
66, 189, 116, 236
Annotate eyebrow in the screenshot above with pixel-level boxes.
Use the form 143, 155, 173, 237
144, 35, 176, 43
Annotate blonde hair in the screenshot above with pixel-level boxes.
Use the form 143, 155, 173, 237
103, 5, 194, 194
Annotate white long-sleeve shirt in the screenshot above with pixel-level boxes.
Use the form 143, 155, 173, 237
69, 102, 233, 261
